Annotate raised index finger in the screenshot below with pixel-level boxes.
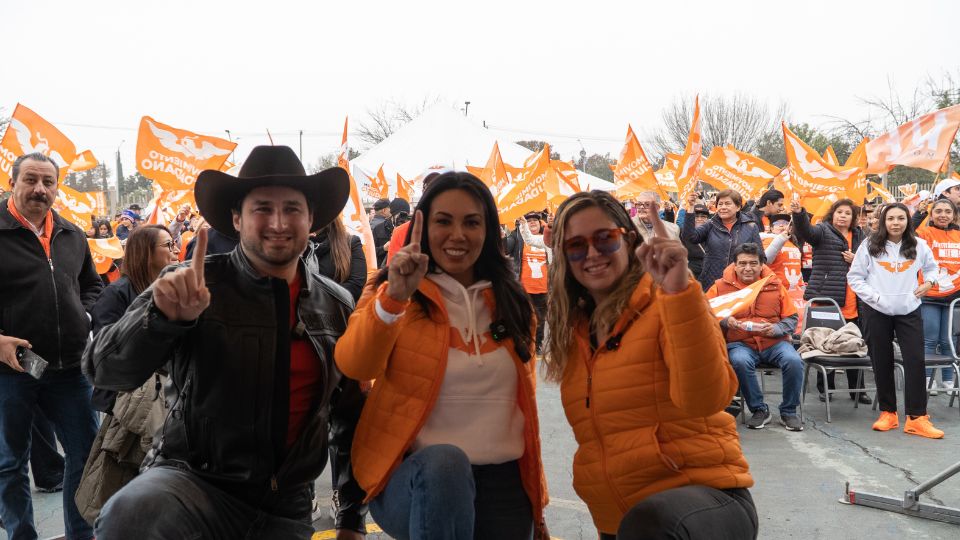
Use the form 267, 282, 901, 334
192, 226, 208, 285
648, 201, 670, 239
408, 210, 424, 250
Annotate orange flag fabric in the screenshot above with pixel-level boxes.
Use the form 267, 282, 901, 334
868, 181, 896, 203
823, 145, 840, 166
88, 237, 125, 274
699, 146, 779, 202
364, 166, 389, 199
612, 125, 659, 199
497, 145, 552, 224
67, 150, 100, 174
898, 183, 919, 197
709, 275, 774, 320
779, 123, 864, 210
136, 116, 236, 191
675, 97, 704, 203
338, 118, 377, 272
0, 103, 91, 183
396, 173, 414, 201
552, 159, 582, 194
143, 183, 197, 226
470, 142, 517, 198
865, 104, 960, 174
54, 184, 108, 230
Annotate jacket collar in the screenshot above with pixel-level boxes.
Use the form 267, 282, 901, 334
709, 211, 754, 230
228, 245, 312, 296
0, 202, 72, 235
718, 264, 778, 290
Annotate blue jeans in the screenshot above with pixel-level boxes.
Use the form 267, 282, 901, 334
727, 341, 803, 416
920, 302, 955, 382
0, 367, 99, 540
370, 445, 532, 540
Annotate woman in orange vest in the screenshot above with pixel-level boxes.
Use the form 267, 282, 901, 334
917, 198, 960, 394
543, 191, 755, 539
335, 172, 548, 539
761, 214, 804, 291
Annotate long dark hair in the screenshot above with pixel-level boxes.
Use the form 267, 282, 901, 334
320, 216, 352, 283
122, 224, 172, 293
375, 171, 534, 361
868, 202, 917, 259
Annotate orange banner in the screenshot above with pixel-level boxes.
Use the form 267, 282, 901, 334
88, 237, 125, 274
469, 142, 518, 198
53, 184, 109, 230
136, 116, 235, 191
338, 118, 377, 271
396, 173, 414, 201
497, 145, 552, 224
612, 125, 659, 199
823, 145, 840, 166
699, 146, 779, 202
0, 103, 91, 183
779, 123, 864, 209
675, 96, 703, 203
868, 181, 896, 203
898, 183, 919, 197
709, 275, 773, 320
364, 165, 389, 199
144, 183, 197, 226
865, 104, 960, 174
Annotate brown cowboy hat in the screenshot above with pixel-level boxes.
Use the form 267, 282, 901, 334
195, 145, 349, 238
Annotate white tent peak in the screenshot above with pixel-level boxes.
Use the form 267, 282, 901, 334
351, 105, 613, 197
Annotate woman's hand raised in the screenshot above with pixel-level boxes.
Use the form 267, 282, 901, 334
386, 210, 430, 302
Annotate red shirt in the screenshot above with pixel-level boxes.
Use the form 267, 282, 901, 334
286, 272, 324, 447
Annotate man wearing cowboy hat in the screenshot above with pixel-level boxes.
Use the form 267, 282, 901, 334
84, 146, 367, 539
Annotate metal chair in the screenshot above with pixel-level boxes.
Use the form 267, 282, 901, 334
800, 297, 874, 422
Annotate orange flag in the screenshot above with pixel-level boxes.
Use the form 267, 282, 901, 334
0, 103, 93, 183
54, 184, 107, 230
709, 275, 773, 320
844, 138, 870, 203
822, 145, 840, 166
868, 181, 896, 203
396, 173, 414, 201
497, 145, 552, 224
338, 118, 377, 272
865, 104, 960, 174
88, 237, 125, 274
364, 166, 389, 199
552, 159, 582, 193
612, 125, 659, 199
136, 116, 236, 191
143, 183, 197, 226
469, 142, 518, 198
67, 150, 100, 174
675, 97, 703, 203
898, 183, 919, 197
779, 123, 864, 210
699, 146, 779, 202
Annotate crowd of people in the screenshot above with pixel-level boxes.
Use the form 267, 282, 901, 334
0, 146, 957, 540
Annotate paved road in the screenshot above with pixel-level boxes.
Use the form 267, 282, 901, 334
18, 375, 960, 540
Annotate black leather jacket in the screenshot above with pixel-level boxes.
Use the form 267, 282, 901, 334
82, 247, 367, 531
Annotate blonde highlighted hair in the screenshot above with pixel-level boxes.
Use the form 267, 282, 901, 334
543, 191, 644, 382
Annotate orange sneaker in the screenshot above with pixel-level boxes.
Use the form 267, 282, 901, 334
904, 415, 944, 439
872, 412, 899, 431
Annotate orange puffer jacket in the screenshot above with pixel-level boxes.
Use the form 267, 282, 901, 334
560, 275, 753, 534
335, 280, 548, 529
707, 264, 793, 351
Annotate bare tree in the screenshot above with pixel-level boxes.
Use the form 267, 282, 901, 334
651, 94, 786, 160
356, 96, 440, 147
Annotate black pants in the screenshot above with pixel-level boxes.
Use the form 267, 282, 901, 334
862, 304, 928, 416
30, 407, 65, 489
600, 486, 757, 540
530, 293, 548, 353
94, 465, 314, 540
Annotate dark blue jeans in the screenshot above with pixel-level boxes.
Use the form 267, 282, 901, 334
370, 445, 533, 540
0, 367, 99, 540
727, 341, 803, 416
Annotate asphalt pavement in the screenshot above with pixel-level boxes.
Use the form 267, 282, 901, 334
18, 373, 960, 540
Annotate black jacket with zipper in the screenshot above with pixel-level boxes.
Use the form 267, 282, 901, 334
0, 203, 102, 371
792, 209, 866, 307
82, 247, 367, 531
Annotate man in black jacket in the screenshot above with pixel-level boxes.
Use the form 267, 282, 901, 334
0, 152, 103, 540
83, 146, 367, 539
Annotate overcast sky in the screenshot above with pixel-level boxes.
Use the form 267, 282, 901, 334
3, 0, 957, 176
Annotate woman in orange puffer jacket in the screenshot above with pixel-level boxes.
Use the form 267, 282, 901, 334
335, 172, 548, 540
544, 191, 756, 539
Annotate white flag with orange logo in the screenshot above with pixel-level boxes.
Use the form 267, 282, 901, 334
338, 117, 377, 271
675, 97, 703, 203
0, 103, 94, 183
88, 237, 125, 274
699, 146, 779, 202
612, 125, 659, 199
709, 275, 773, 320
136, 116, 236, 191
865, 104, 960, 174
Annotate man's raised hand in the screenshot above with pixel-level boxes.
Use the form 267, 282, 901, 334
386, 210, 430, 302
635, 204, 689, 295
153, 227, 211, 321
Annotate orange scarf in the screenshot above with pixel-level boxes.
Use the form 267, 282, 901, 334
7, 197, 53, 259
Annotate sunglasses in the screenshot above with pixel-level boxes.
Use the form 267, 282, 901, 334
157, 240, 177, 252
563, 228, 626, 262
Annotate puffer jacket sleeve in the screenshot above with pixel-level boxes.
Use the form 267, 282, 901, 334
656, 280, 737, 416
334, 283, 405, 381
792, 210, 824, 247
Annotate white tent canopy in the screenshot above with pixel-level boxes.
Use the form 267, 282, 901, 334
351, 105, 614, 200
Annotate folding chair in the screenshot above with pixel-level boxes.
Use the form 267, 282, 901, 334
800, 297, 874, 422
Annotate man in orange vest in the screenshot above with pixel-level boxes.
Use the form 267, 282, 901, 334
706, 243, 804, 432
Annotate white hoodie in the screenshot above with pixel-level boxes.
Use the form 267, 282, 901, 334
847, 238, 939, 316
377, 272, 526, 465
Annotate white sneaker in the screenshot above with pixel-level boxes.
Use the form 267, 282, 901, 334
928, 377, 939, 396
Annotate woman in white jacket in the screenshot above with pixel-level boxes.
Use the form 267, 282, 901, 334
847, 202, 944, 438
